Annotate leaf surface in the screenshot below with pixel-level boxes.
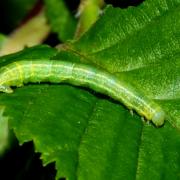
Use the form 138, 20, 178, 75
0, 0, 180, 179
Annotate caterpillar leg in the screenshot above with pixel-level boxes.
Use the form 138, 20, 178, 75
141, 117, 151, 126
130, 109, 133, 116
0, 85, 13, 93
146, 120, 151, 126
141, 116, 146, 123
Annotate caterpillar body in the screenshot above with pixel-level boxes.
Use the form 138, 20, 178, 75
0, 60, 165, 126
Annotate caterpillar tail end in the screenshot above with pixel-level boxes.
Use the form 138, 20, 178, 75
0, 85, 13, 93
152, 110, 166, 127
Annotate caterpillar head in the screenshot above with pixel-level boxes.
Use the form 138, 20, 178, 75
152, 109, 166, 127
0, 85, 13, 93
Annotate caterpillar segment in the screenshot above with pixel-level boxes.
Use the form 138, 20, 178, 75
0, 60, 165, 127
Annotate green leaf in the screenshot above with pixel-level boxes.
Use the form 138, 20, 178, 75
0, 0, 180, 179
1, 85, 180, 179
44, 0, 77, 41
70, 0, 180, 128
0, 107, 9, 154
0, 45, 57, 66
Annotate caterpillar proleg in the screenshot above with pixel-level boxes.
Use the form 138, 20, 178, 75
0, 60, 165, 127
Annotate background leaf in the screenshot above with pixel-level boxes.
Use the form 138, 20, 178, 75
0, 11, 50, 56
44, 0, 77, 42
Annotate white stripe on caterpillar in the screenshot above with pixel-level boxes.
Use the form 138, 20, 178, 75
0, 60, 165, 127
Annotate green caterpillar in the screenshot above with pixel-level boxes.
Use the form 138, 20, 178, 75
0, 60, 165, 127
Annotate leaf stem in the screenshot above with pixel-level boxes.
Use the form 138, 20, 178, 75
75, 0, 104, 39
